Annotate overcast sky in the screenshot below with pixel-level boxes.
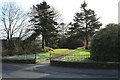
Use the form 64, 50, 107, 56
0, 0, 119, 27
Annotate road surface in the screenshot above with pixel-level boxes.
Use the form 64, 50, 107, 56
2, 62, 120, 79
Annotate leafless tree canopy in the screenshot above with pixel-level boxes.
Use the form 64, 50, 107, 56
0, 2, 31, 40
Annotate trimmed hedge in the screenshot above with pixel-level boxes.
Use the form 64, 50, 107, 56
90, 23, 120, 62
66, 39, 84, 49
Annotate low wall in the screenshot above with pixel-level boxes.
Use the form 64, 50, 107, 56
2, 59, 36, 64
50, 60, 120, 69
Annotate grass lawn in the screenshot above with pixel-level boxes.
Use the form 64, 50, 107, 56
59, 48, 96, 63
36, 49, 69, 62
3, 49, 68, 62
3, 48, 96, 63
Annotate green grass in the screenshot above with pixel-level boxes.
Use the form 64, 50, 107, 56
3, 54, 35, 60
3, 48, 95, 63
35, 49, 69, 62
59, 48, 95, 62
50, 49, 70, 57
51, 49, 69, 55
3, 49, 68, 62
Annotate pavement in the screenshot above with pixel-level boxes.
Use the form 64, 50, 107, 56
2, 62, 120, 79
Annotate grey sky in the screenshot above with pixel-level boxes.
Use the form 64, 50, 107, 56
0, 0, 119, 27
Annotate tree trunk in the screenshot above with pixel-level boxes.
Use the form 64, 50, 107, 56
85, 37, 88, 49
45, 39, 49, 47
85, 16, 88, 49
42, 35, 45, 49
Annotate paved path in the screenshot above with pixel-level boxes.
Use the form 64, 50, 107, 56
51, 50, 73, 60
2, 62, 120, 79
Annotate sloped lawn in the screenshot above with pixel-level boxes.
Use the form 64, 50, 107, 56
59, 48, 95, 63
3, 48, 96, 63
36, 49, 69, 62
3, 49, 68, 63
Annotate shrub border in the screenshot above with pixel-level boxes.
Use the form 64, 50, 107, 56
50, 60, 120, 69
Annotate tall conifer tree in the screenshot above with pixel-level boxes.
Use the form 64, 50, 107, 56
25, 1, 58, 48
69, 1, 102, 48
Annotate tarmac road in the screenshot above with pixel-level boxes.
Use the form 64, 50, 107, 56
2, 62, 120, 79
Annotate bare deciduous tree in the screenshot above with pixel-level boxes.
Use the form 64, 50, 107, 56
0, 2, 31, 40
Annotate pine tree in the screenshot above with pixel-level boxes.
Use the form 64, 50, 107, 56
24, 1, 58, 49
69, 1, 102, 49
